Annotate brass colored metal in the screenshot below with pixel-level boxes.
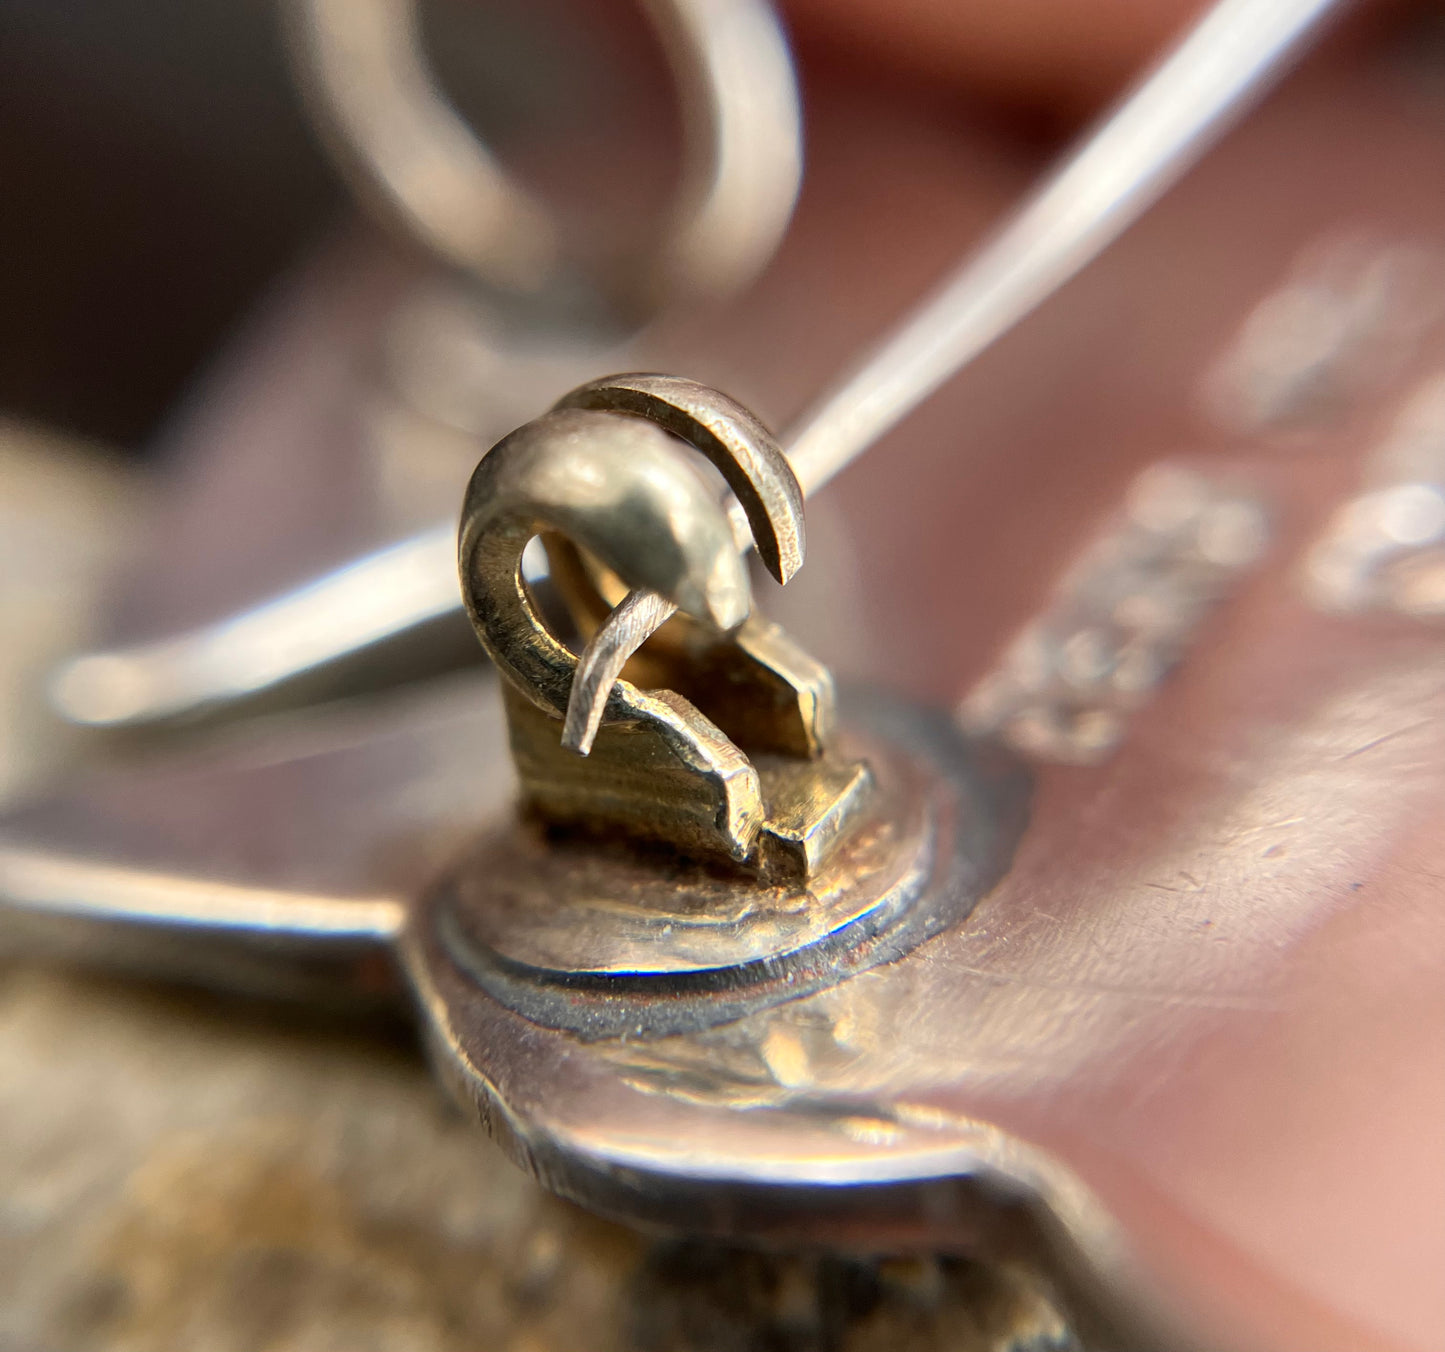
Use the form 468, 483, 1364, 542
546, 532, 837, 761
502, 682, 765, 868
459, 406, 762, 863
436, 719, 924, 1039
458, 377, 871, 876
545, 545, 836, 762
750, 752, 873, 878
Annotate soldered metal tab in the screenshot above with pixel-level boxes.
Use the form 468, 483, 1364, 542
450, 375, 1004, 1032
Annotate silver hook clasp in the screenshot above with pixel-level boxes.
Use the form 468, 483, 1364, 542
458, 376, 871, 876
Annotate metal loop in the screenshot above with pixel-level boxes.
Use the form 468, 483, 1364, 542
286, 0, 802, 325
457, 406, 749, 722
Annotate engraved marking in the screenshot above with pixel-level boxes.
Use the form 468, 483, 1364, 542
1307, 373, 1445, 615
959, 464, 1269, 764
1203, 235, 1445, 437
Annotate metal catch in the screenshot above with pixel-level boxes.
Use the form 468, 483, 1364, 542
457, 375, 872, 878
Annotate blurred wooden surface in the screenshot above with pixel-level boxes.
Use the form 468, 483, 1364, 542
0, 965, 1070, 1352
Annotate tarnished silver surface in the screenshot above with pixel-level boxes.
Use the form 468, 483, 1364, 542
436, 730, 928, 983
553, 374, 807, 754
427, 700, 1017, 1040
0, 682, 1159, 1338
8, 433, 1445, 1348
458, 375, 871, 876
12, 449, 1445, 1351
9, 646, 1370, 1352
562, 585, 679, 755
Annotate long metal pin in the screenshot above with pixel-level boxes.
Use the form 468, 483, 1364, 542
562, 0, 1349, 752
784, 0, 1345, 496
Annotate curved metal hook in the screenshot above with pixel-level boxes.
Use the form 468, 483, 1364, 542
286, 0, 802, 322
458, 405, 766, 862
554, 374, 804, 585
458, 406, 749, 718
457, 381, 823, 863
547, 375, 804, 754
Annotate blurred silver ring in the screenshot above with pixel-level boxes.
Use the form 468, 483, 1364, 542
284, 0, 802, 322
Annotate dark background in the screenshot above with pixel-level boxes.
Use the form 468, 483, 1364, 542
0, 0, 702, 449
